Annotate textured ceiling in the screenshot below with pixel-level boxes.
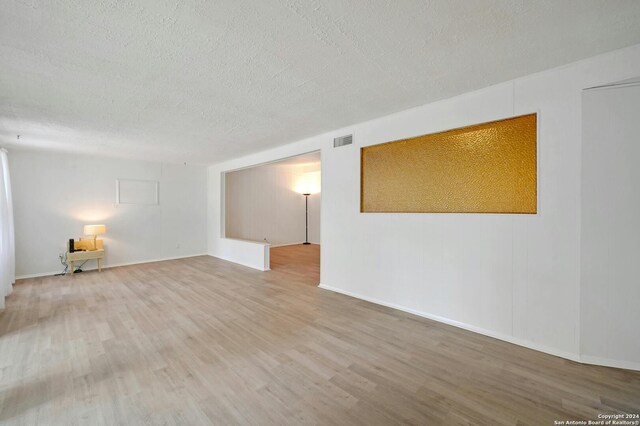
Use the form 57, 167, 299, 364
1, 0, 640, 164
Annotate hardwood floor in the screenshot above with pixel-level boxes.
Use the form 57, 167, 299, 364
270, 244, 320, 286
1, 253, 639, 425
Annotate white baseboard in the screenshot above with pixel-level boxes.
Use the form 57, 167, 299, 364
208, 254, 270, 271
269, 242, 320, 248
318, 284, 583, 364
16, 271, 60, 280
319, 284, 640, 371
580, 355, 640, 372
16, 253, 209, 280
269, 242, 304, 248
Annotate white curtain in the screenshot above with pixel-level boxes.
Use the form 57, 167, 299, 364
0, 148, 15, 309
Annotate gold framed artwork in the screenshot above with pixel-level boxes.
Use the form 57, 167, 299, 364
360, 113, 537, 214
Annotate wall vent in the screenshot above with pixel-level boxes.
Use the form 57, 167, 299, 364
334, 134, 353, 148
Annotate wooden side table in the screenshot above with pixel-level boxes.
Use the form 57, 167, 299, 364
67, 239, 105, 274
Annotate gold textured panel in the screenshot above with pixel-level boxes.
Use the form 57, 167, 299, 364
361, 113, 537, 213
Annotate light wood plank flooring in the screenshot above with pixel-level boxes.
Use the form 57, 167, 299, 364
1, 252, 639, 425
270, 244, 320, 286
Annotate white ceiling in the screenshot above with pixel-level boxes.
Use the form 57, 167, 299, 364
1, 0, 640, 164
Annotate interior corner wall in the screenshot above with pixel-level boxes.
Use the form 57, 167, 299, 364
10, 149, 208, 277
207, 44, 640, 367
224, 161, 320, 246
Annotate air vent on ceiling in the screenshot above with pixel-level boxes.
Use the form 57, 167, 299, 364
334, 134, 353, 148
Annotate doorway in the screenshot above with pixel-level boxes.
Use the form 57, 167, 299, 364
581, 78, 640, 365
223, 151, 321, 284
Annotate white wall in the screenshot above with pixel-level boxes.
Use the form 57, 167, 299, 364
213, 237, 271, 271
10, 149, 208, 277
208, 44, 640, 369
225, 160, 320, 245
581, 83, 640, 370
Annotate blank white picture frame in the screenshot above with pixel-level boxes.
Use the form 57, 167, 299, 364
116, 179, 159, 205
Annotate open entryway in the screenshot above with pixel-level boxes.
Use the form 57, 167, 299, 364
223, 151, 321, 284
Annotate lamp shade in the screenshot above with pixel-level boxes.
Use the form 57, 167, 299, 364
83, 224, 106, 235
295, 171, 321, 195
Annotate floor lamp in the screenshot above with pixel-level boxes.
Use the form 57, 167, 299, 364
297, 170, 320, 246
302, 192, 311, 245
